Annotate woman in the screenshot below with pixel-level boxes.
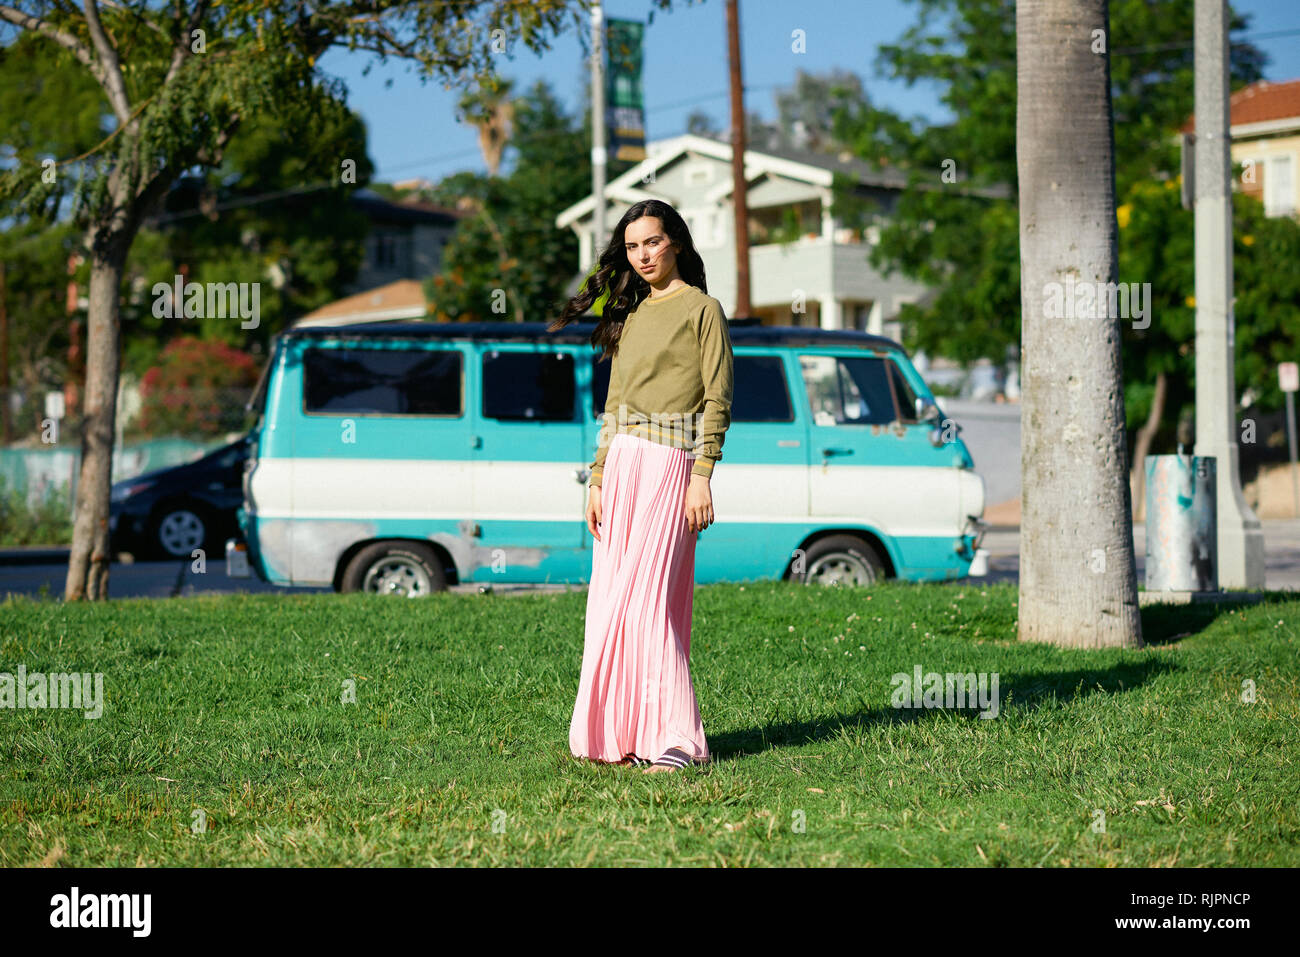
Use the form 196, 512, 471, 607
548, 199, 735, 774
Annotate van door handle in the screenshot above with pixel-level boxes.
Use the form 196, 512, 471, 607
821, 447, 854, 457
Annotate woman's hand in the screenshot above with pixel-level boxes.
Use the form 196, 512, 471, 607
586, 484, 602, 541
684, 473, 714, 533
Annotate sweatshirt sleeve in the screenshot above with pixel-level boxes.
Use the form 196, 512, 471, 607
690, 299, 734, 479
588, 354, 621, 487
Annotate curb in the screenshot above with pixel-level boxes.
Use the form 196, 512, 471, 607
0, 546, 72, 566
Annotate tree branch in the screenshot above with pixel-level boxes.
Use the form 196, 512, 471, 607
82, 0, 132, 123
99, 0, 169, 41
0, 4, 97, 72
191, 114, 240, 170
163, 0, 208, 88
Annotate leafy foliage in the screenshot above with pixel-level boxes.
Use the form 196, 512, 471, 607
424, 78, 613, 323
134, 336, 259, 438
831, 0, 1268, 372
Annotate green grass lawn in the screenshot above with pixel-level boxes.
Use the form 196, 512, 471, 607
1, 581, 1297, 866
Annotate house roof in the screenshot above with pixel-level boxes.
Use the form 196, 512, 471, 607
295, 279, 428, 327
555, 132, 1007, 229
351, 190, 464, 225
1180, 78, 1300, 135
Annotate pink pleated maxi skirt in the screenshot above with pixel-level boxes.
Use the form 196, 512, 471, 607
569, 431, 710, 765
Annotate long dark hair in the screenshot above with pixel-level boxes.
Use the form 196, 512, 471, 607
548, 199, 707, 361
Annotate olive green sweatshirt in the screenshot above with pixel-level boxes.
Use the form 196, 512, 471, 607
589, 283, 735, 486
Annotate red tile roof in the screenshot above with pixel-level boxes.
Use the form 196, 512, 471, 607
1181, 78, 1300, 133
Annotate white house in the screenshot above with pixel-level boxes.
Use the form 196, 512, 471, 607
556, 133, 1000, 339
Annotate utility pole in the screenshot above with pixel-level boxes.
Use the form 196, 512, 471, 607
591, 1, 607, 267
1193, 0, 1265, 587
726, 0, 751, 317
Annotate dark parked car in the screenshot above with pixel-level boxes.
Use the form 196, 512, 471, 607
109, 435, 251, 559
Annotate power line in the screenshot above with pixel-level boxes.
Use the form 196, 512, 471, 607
1113, 25, 1300, 55
12, 20, 1297, 230
141, 84, 784, 221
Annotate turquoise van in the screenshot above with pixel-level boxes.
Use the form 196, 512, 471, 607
227, 319, 987, 594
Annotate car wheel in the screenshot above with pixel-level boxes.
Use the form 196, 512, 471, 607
798, 535, 887, 586
341, 542, 447, 596
152, 504, 211, 558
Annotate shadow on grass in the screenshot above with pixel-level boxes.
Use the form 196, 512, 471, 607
709, 658, 1177, 762
1139, 592, 1295, 645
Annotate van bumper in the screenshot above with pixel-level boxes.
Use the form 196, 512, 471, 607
955, 515, 988, 575
229, 505, 269, 581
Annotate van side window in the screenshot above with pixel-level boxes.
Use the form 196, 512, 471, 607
591, 356, 613, 418
800, 355, 897, 426
733, 355, 793, 422
303, 347, 462, 416
888, 360, 920, 422
590, 354, 792, 423
483, 351, 576, 421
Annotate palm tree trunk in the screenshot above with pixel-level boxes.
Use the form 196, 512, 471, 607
1016, 0, 1142, 648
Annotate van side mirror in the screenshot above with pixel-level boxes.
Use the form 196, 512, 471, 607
915, 398, 942, 423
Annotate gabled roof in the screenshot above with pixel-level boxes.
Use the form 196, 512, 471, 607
556, 133, 1007, 229
1180, 78, 1300, 135
295, 279, 428, 327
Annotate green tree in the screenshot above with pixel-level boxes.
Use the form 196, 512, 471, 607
831, 0, 1265, 363
148, 103, 375, 346
0, 0, 676, 600
425, 77, 619, 324
1117, 173, 1300, 516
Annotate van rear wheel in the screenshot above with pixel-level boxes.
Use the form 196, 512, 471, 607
341, 542, 447, 596
799, 535, 886, 587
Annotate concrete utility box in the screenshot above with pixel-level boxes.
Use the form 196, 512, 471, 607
1145, 454, 1217, 591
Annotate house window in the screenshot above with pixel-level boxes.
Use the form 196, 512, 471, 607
1265, 155, 1295, 217
684, 209, 723, 249
373, 234, 398, 268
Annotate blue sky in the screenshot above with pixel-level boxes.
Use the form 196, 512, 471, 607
316, 0, 1300, 185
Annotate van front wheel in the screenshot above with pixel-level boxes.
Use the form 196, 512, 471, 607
798, 535, 886, 587
341, 542, 447, 596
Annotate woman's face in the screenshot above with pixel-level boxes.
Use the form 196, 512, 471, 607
624, 215, 679, 283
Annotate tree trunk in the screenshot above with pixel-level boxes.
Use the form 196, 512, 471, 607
1130, 370, 1167, 522
1016, 0, 1142, 648
64, 225, 129, 601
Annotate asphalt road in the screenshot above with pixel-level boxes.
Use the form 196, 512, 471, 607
979, 520, 1300, 591
3, 521, 1298, 599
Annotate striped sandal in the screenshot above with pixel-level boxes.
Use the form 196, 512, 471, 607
620, 753, 651, 767
643, 746, 693, 773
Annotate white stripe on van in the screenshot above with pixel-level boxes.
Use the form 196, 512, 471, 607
249, 457, 975, 538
